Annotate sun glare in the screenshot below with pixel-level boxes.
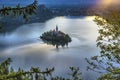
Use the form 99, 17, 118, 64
96, 0, 113, 9
103, 0, 112, 5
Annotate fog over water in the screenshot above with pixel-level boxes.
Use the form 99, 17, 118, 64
0, 16, 100, 80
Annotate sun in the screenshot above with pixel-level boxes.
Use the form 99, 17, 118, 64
103, 0, 112, 5
96, 0, 113, 9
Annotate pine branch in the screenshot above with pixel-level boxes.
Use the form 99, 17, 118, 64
0, 67, 54, 80
0, 0, 38, 22
0, 0, 37, 12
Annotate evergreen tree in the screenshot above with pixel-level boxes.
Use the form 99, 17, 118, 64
0, 58, 82, 80
86, 9, 120, 80
0, 0, 38, 31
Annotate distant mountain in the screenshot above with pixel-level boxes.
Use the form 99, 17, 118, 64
0, 4, 94, 32
0, 4, 54, 32
1, 3, 119, 33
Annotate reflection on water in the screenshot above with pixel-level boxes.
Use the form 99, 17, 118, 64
0, 16, 100, 80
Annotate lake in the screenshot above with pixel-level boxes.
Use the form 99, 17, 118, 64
0, 16, 100, 80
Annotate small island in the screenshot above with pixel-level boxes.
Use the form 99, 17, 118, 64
40, 26, 72, 48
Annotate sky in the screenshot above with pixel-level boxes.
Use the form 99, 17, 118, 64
0, 0, 98, 5
0, 0, 119, 6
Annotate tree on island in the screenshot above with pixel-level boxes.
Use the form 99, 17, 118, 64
40, 26, 72, 48
1, 0, 120, 80
0, 1, 81, 80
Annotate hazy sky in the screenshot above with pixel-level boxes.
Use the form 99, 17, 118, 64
0, 0, 97, 5
0, 0, 119, 5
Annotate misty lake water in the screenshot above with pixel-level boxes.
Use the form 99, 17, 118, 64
0, 16, 100, 80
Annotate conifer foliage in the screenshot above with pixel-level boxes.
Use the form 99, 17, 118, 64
0, 0, 38, 22
86, 9, 120, 80
0, 58, 82, 80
